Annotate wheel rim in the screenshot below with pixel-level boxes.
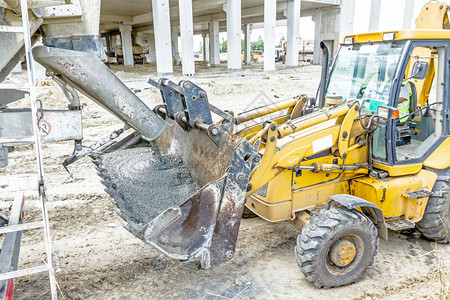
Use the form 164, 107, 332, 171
326, 234, 364, 275
329, 239, 357, 267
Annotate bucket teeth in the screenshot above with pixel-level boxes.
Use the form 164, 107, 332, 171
115, 209, 127, 222
104, 187, 118, 198
107, 192, 130, 213
91, 159, 101, 167
98, 173, 110, 181
100, 179, 111, 188
121, 221, 145, 240
110, 198, 118, 206
121, 222, 133, 235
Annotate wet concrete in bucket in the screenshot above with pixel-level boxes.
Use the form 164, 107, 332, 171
98, 147, 200, 228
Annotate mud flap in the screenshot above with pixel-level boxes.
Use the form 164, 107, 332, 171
144, 140, 256, 268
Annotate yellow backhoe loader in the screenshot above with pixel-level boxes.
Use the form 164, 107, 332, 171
26, 1, 450, 289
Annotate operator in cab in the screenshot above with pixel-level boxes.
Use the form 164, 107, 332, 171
364, 63, 413, 123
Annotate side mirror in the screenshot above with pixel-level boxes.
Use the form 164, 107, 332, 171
411, 61, 428, 79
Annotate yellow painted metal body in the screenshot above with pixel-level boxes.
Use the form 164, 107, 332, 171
344, 30, 450, 44
236, 3, 449, 228
351, 170, 437, 222
372, 162, 423, 177
424, 138, 450, 169
244, 102, 371, 222
242, 99, 439, 225
415, 2, 449, 29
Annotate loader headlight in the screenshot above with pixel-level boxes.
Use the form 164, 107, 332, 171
382, 32, 396, 41
343, 37, 354, 45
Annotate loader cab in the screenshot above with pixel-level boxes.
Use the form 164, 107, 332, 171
372, 38, 450, 169
326, 31, 450, 171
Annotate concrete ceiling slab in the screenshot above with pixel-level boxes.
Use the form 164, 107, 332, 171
100, 0, 341, 33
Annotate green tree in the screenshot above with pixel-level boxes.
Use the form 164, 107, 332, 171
251, 35, 264, 51
220, 38, 227, 53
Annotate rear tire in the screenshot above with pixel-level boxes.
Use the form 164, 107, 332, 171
295, 206, 378, 288
416, 173, 450, 243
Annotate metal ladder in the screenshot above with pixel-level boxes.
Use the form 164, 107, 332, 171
0, 0, 58, 299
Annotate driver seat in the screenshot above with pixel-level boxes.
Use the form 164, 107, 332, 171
407, 81, 418, 114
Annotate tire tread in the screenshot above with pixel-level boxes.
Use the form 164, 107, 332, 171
295, 206, 378, 288
416, 178, 450, 244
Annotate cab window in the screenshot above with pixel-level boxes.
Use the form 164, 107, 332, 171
394, 45, 446, 162
326, 41, 406, 113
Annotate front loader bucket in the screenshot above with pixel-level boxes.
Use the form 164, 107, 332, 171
95, 117, 258, 268
34, 47, 259, 267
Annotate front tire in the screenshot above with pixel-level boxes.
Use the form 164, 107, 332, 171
295, 206, 378, 288
416, 172, 450, 243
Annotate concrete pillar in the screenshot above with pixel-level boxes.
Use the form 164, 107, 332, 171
139, 33, 156, 63
226, 0, 242, 71
179, 0, 195, 76
202, 34, 207, 61
152, 0, 173, 76
313, 8, 322, 65
286, 0, 300, 68
104, 34, 112, 53
402, 0, 416, 29
205, 35, 210, 62
369, 0, 381, 32
243, 24, 251, 64
119, 24, 134, 67
111, 35, 117, 55
108, 34, 115, 53
137, 32, 156, 64
209, 20, 220, 66
172, 31, 180, 65
43, 0, 101, 37
338, 0, 355, 42
264, 0, 276, 73
202, 32, 209, 62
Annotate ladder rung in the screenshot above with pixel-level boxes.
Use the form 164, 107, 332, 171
0, 221, 43, 234
0, 137, 35, 144
0, 174, 38, 192
0, 83, 30, 90
0, 265, 50, 281
0, 25, 24, 33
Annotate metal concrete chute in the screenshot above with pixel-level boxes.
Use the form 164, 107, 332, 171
32, 45, 167, 141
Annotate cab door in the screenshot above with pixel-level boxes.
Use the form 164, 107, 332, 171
373, 41, 449, 172
392, 42, 449, 166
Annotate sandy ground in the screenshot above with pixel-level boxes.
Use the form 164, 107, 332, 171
1, 61, 449, 300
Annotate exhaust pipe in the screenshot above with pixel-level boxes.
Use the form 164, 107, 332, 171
318, 41, 329, 108
33, 46, 167, 140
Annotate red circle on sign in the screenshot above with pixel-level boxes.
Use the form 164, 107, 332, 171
31, 120, 52, 138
